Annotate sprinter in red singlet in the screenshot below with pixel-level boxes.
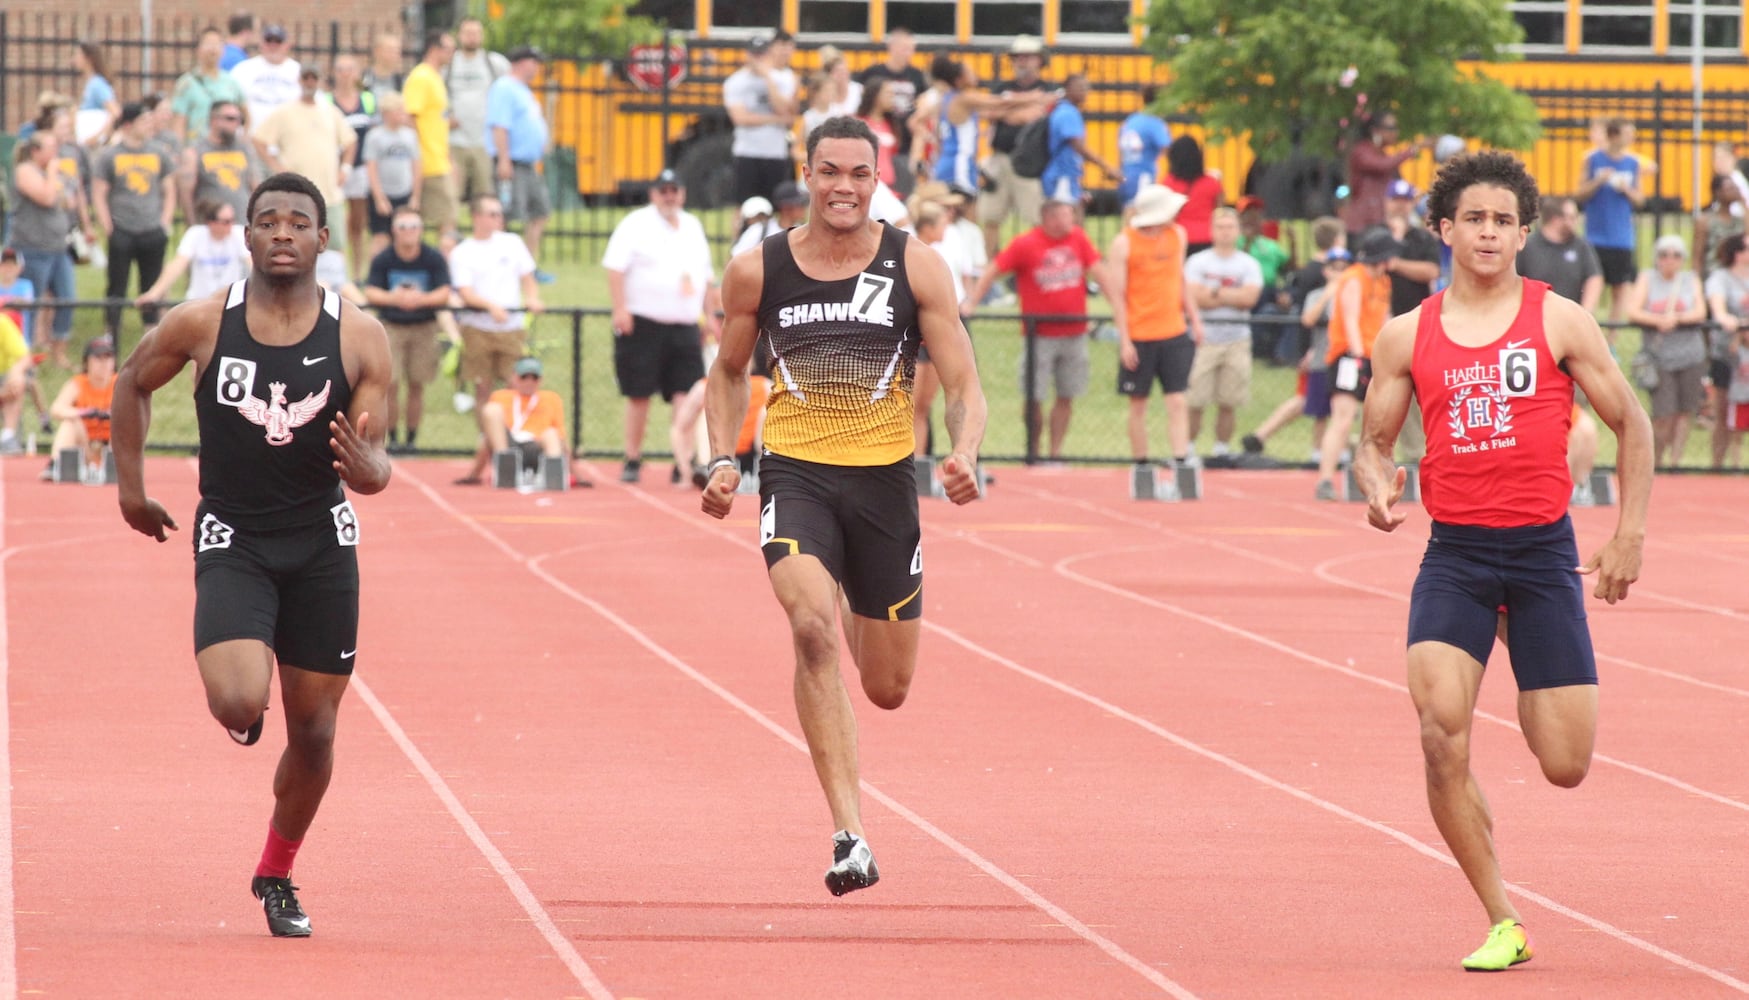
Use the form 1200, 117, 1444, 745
1353, 152, 1653, 972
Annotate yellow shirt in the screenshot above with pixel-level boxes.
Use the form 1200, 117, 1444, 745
402, 63, 451, 178
0, 315, 27, 372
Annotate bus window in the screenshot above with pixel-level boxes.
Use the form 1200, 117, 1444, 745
971, 0, 1044, 41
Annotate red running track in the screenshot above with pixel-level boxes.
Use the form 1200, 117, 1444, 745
4, 457, 1747, 998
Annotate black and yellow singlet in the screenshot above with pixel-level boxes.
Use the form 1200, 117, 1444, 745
756, 222, 921, 466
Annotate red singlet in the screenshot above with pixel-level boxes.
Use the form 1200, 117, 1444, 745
1412, 279, 1574, 527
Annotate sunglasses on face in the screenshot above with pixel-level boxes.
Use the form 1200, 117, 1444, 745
516, 373, 540, 380
211, 216, 235, 224
393, 221, 423, 231
1658, 250, 1684, 258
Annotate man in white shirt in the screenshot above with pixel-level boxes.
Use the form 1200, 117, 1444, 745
603, 168, 719, 484
230, 24, 302, 132
448, 194, 545, 418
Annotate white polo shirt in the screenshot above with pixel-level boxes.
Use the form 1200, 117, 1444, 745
601, 204, 714, 325
448, 231, 536, 332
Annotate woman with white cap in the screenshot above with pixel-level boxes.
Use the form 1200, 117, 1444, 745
1622, 233, 1709, 466
1106, 183, 1202, 467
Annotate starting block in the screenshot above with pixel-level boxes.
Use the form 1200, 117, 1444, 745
913, 455, 987, 500
1572, 469, 1616, 507
1345, 463, 1419, 504
492, 450, 568, 491
1129, 462, 1201, 502
54, 447, 116, 485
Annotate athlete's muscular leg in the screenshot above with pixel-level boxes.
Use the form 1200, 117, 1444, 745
1517, 684, 1597, 788
771, 555, 864, 835
268, 665, 352, 840
1408, 640, 1521, 926
838, 594, 920, 710
197, 639, 275, 733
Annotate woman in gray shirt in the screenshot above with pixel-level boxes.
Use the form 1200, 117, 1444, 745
1623, 233, 1710, 467
7, 132, 78, 361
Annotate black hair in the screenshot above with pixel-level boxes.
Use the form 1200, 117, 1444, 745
806, 115, 880, 167
424, 29, 450, 55
1720, 233, 1747, 269
1140, 84, 1158, 106
1424, 151, 1539, 232
855, 77, 885, 118
1167, 134, 1204, 183
227, 12, 255, 35
930, 54, 962, 87
77, 41, 110, 82
1711, 172, 1736, 208
208, 98, 240, 117
247, 171, 327, 230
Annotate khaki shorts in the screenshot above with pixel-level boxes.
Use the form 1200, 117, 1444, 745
420, 173, 458, 235
459, 324, 527, 389
1185, 338, 1252, 409
451, 145, 494, 206
1018, 333, 1090, 402
386, 319, 443, 386
979, 152, 1045, 228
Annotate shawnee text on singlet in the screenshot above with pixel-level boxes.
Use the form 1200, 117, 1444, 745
757, 223, 921, 466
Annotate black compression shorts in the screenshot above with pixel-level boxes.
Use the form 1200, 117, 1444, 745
757, 453, 923, 621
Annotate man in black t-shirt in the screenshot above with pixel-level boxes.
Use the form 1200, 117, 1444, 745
1375, 179, 1442, 317
363, 205, 453, 453
855, 28, 928, 191
979, 35, 1053, 261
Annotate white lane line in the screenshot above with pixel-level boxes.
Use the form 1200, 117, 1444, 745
400, 469, 1202, 1000
622, 487, 1749, 993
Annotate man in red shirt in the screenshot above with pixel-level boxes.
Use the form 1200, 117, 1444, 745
1355, 152, 1652, 971
965, 197, 1123, 460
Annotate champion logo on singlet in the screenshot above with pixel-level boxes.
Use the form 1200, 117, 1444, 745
776, 273, 897, 329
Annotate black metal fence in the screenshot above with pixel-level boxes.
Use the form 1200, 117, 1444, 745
3, 297, 1698, 473
6, 13, 1749, 261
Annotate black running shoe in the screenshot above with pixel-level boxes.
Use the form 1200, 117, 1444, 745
1242, 433, 1264, 455
227, 710, 265, 747
251, 876, 312, 937
620, 458, 641, 483
824, 830, 880, 896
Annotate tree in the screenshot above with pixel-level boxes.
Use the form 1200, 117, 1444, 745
486, 0, 662, 61
1143, 0, 1540, 163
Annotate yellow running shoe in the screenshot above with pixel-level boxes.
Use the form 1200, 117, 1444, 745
1462, 919, 1532, 971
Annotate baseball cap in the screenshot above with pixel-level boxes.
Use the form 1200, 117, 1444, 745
116, 102, 146, 128
912, 180, 965, 206
261, 24, 287, 43
1653, 233, 1688, 258
1358, 230, 1401, 264
514, 356, 543, 378
740, 196, 774, 220
749, 31, 776, 54
507, 45, 545, 64
772, 181, 808, 207
1129, 184, 1188, 227
84, 335, 116, 358
651, 168, 682, 189
1325, 246, 1354, 265
1386, 179, 1419, 201
1234, 194, 1265, 214
0, 248, 17, 265
1009, 35, 1044, 56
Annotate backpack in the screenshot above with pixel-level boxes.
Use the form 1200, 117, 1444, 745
1008, 105, 1057, 179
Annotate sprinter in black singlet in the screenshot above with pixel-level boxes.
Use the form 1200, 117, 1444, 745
113, 172, 393, 938
701, 117, 988, 896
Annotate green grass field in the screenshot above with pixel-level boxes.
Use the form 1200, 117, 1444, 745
48, 212, 1710, 470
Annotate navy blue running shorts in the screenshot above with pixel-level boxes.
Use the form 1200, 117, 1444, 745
757, 453, 923, 621
192, 501, 362, 675
1406, 516, 1598, 691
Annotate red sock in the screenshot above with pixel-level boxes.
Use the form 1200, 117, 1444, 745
254, 823, 303, 880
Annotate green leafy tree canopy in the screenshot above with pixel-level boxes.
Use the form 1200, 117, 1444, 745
486, 0, 662, 61
1144, 0, 1540, 161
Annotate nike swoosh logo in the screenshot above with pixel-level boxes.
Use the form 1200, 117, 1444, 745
303, 356, 327, 366
340, 649, 356, 659
1505, 340, 1529, 350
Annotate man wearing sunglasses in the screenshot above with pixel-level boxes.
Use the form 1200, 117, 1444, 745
364, 205, 452, 453
180, 99, 262, 222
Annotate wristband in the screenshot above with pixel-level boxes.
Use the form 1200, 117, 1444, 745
707, 455, 737, 476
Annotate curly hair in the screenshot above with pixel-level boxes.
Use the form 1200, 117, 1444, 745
1423, 151, 1540, 232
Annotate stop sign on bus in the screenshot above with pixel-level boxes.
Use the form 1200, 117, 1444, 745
627, 43, 687, 92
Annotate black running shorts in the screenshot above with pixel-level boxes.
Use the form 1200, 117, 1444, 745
192, 501, 362, 675
1117, 336, 1195, 397
757, 453, 923, 621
